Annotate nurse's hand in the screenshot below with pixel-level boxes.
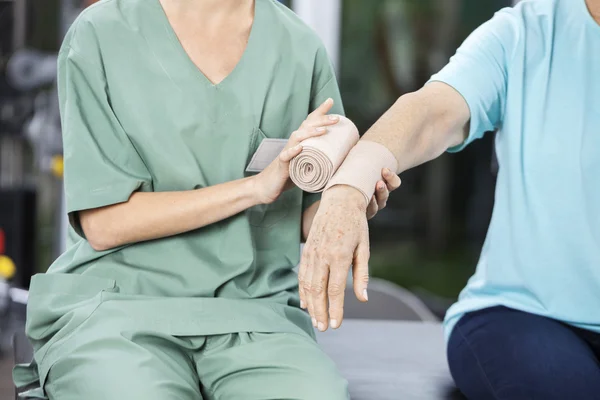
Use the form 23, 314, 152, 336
253, 99, 340, 204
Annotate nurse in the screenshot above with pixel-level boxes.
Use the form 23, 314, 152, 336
14, 0, 400, 399
300, 0, 600, 398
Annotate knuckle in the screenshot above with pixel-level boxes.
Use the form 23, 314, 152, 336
311, 283, 325, 295
328, 282, 345, 297
331, 251, 347, 263
313, 248, 322, 260
311, 278, 327, 295
302, 282, 312, 293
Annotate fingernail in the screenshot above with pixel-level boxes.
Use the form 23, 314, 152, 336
300, 299, 306, 309
316, 127, 327, 133
378, 183, 384, 190
328, 115, 339, 121
363, 289, 369, 301
330, 319, 339, 329
384, 168, 391, 176
311, 317, 317, 327
317, 321, 326, 331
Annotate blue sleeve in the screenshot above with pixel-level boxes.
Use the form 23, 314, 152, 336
428, 8, 521, 152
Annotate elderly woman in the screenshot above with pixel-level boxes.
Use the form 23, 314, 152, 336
13, 0, 401, 399
300, 0, 600, 398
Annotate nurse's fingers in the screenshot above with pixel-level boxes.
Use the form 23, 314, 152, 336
304, 114, 340, 129
308, 98, 334, 118
382, 168, 401, 191
279, 144, 303, 163
328, 265, 348, 330
310, 263, 330, 332
288, 127, 328, 147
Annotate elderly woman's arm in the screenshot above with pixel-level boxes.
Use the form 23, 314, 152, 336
300, 82, 471, 331
300, 4, 519, 331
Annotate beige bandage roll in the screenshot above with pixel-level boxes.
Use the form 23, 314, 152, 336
289, 115, 360, 193
325, 140, 398, 205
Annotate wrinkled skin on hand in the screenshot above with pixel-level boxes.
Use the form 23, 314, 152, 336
298, 185, 370, 332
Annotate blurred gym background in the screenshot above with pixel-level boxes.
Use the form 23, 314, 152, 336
0, 0, 510, 396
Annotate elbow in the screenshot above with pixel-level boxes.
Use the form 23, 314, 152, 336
80, 211, 120, 251
87, 236, 113, 252
416, 82, 471, 149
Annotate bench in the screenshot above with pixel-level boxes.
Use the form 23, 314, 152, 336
317, 319, 464, 399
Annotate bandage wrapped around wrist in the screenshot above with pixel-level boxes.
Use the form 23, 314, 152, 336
324, 140, 398, 205
289, 115, 360, 193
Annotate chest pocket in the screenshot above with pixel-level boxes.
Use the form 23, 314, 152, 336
245, 127, 298, 228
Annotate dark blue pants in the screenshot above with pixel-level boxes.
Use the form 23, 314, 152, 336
448, 306, 600, 400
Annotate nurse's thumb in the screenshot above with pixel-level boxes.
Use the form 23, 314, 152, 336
352, 237, 370, 302
279, 144, 302, 163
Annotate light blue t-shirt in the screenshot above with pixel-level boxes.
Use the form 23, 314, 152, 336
430, 0, 600, 341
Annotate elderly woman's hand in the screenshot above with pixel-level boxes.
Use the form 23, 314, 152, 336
298, 168, 400, 332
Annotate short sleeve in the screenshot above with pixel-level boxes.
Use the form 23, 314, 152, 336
310, 44, 344, 115
58, 44, 152, 234
427, 8, 520, 152
304, 44, 345, 211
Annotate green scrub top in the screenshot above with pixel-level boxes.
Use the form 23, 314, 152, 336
22, 0, 343, 389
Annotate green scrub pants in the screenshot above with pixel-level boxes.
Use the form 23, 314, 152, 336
44, 329, 348, 400
17, 274, 349, 400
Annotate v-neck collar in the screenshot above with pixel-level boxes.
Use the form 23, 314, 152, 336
150, 0, 262, 89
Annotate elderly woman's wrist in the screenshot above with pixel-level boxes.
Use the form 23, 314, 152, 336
322, 185, 368, 212
324, 140, 398, 204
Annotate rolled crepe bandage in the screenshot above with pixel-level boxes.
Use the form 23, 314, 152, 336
324, 140, 398, 205
289, 115, 360, 193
